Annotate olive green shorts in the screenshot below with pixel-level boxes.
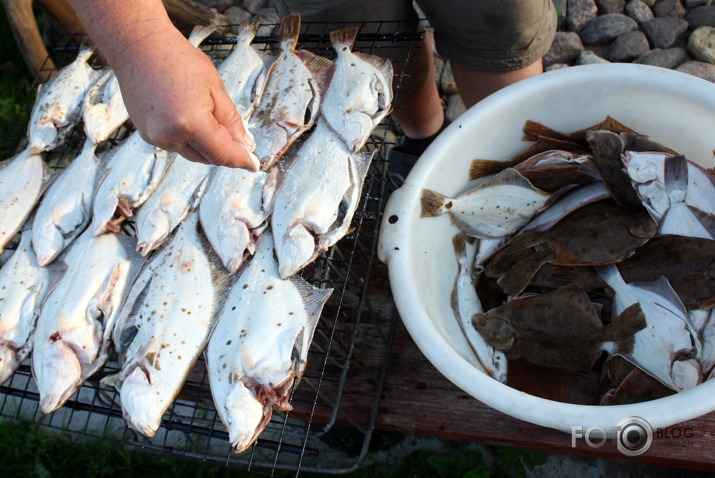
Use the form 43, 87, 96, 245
272, 0, 557, 72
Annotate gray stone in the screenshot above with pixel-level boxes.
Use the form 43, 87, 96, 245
440, 61, 458, 96
433, 56, 445, 92
676, 60, 715, 81
224, 6, 253, 31
445, 94, 466, 122
641, 0, 657, 5
543, 31, 585, 65
688, 25, 715, 63
567, 0, 599, 31
641, 16, 690, 48
686, 7, 715, 29
580, 13, 639, 44
625, 0, 654, 24
634, 47, 690, 67
685, 0, 710, 7
606, 30, 651, 60
577, 49, 612, 63
652, 0, 687, 18
545, 63, 571, 71
253, 8, 281, 36
242, 0, 273, 14
597, 0, 626, 13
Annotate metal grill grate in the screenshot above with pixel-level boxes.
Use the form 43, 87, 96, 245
0, 20, 421, 476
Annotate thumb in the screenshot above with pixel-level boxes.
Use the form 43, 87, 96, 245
212, 86, 255, 152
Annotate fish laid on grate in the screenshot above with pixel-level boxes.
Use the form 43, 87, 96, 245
32, 139, 102, 266
26, 45, 101, 154
0, 149, 52, 254
248, 13, 333, 171
206, 228, 332, 453
32, 228, 144, 414
103, 212, 228, 437
82, 68, 129, 145
0, 228, 54, 386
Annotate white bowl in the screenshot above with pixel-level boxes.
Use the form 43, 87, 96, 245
378, 63, 715, 435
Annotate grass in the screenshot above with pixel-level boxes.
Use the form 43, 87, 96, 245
0, 417, 547, 478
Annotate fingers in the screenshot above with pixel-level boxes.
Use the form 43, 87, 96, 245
186, 111, 259, 170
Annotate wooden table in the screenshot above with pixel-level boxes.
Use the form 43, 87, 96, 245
294, 258, 715, 474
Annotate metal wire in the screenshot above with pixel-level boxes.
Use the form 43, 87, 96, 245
0, 19, 421, 476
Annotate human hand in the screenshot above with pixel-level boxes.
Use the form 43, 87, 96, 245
110, 25, 258, 170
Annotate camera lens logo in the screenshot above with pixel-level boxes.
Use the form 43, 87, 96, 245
616, 417, 653, 457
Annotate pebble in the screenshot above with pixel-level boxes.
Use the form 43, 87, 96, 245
577, 49, 611, 63
634, 47, 690, 67
676, 60, 715, 81
543, 32, 585, 65
597, 0, 626, 14
580, 13, 639, 44
445, 94, 466, 123
440, 61, 458, 96
567, 0, 599, 32
688, 25, 715, 63
686, 6, 715, 28
625, 0, 654, 24
224, 6, 254, 33
606, 30, 651, 60
652, 0, 687, 18
641, 16, 689, 48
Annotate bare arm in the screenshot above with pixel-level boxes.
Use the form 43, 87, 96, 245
66, 0, 257, 169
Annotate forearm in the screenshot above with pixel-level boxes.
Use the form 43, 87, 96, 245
66, 0, 176, 67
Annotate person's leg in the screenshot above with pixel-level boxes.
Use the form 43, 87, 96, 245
451, 59, 544, 109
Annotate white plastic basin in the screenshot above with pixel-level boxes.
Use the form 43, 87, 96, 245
378, 63, 715, 435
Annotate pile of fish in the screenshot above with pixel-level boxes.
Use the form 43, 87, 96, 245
422, 117, 715, 405
0, 13, 392, 453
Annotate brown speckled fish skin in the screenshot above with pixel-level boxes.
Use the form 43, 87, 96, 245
471, 284, 646, 373
484, 201, 657, 297
619, 235, 715, 310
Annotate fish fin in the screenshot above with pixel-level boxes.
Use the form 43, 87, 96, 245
469, 158, 511, 180
297, 49, 334, 93
664, 154, 688, 195
236, 20, 260, 44
496, 244, 554, 297
633, 276, 688, 315
452, 232, 467, 260
690, 206, 715, 239
330, 27, 358, 51
420, 189, 449, 217
353, 51, 395, 83
606, 303, 647, 355
483, 167, 546, 195
278, 13, 301, 51
521, 120, 574, 143
291, 279, 333, 374
187, 24, 218, 47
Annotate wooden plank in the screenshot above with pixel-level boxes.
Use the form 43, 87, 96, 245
2, 0, 55, 78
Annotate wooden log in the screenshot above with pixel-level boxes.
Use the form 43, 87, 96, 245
161, 0, 230, 30
2, 0, 55, 79
35, 0, 83, 35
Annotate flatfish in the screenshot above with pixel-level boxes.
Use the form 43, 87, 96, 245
451, 233, 507, 382
658, 155, 714, 239
217, 20, 274, 117
421, 168, 551, 240
27, 45, 101, 154
134, 154, 213, 256
32, 229, 143, 413
0, 229, 54, 386
82, 68, 129, 144
320, 27, 393, 153
471, 284, 646, 372
248, 13, 332, 170
91, 130, 175, 235
271, 119, 373, 279
205, 229, 332, 453
103, 212, 227, 437
32, 139, 102, 265
596, 264, 701, 391
0, 149, 52, 253
485, 201, 657, 297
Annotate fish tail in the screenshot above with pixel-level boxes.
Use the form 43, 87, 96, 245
663, 154, 688, 194
237, 20, 260, 44
187, 23, 219, 48
420, 189, 449, 217
330, 27, 358, 52
279, 13, 301, 51
452, 232, 467, 258
606, 303, 647, 355
495, 245, 554, 297
469, 158, 511, 180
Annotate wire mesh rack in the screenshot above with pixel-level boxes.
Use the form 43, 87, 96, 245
0, 19, 423, 476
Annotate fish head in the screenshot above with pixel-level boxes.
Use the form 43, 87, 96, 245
628, 214, 657, 239
276, 224, 316, 279
36, 338, 82, 413
119, 364, 164, 437
471, 313, 515, 351
671, 359, 702, 391
225, 380, 270, 453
